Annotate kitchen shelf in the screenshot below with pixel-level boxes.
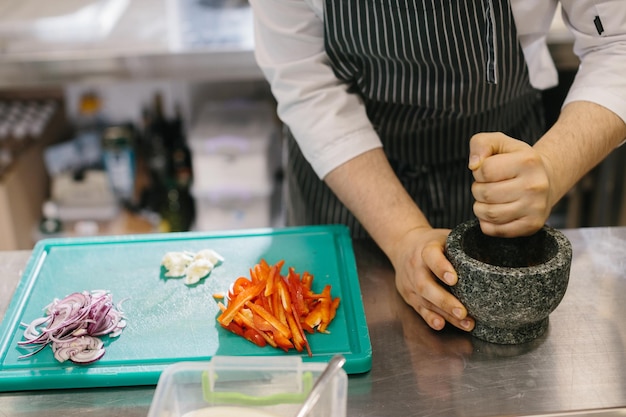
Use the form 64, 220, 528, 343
0, 0, 577, 89
0, 0, 262, 88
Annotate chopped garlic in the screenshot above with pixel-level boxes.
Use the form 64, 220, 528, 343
161, 251, 194, 277
161, 249, 224, 285
194, 249, 224, 265
184, 258, 215, 285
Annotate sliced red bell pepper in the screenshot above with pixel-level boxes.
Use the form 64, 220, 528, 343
215, 259, 337, 355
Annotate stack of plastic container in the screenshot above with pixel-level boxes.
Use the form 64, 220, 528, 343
188, 100, 278, 231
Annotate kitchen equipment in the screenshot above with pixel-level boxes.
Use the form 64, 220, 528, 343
445, 218, 572, 344
147, 355, 347, 417
188, 100, 278, 231
294, 354, 346, 417
0, 225, 371, 392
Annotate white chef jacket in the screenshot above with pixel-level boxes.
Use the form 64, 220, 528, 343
250, 0, 626, 179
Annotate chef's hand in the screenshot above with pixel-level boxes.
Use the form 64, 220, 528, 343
469, 132, 553, 237
390, 226, 475, 332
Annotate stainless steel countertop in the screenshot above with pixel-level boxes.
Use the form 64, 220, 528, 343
1, 227, 625, 417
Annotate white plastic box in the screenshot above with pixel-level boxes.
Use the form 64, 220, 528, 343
192, 187, 272, 231
147, 356, 348, 417
189, 100, 278, 231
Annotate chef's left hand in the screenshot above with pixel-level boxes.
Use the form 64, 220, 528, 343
468, 132, 554, 237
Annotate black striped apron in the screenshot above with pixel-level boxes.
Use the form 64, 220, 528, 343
286, 0, 545, 238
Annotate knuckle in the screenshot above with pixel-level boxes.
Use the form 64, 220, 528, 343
482, 206, 500, 222
413, 275, 429, 295
478, 163, 493, 180
471, 183, 488, 202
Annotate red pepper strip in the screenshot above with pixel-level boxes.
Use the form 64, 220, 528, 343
234, 309, 277, 348
304, 291, 324, 300
301, 271, 313, 290
271, 276, 289, 329
254, 291, 271, 316
263, 264, 278, 296
273, 331, 294, 352
317, 297, 341, 333
330, 297, 340, 321
231, 277, 252, 297
259, 258, 270, 273
217, 302, 245, 328
300, 322, 315, 334
287, 269, 308, 316
320, 285, 332, 325
277, 278, 292, 314
286, 309, 304, 353
254, 264, 264, 284
274, 259, 285, 273
243, 327, 267, 347
254, 259, 272, 287
265, 260, 286, 296
304, 303, 324, 329
291, 306, 311, 357
221, 321, 245, 337
245, 301, 291, 339
239, 307, 253, 323
217, 281, 265, 326
249, 267, 258, 283
287, 266, 298, 278
275, 295, 288, 329
252, 311, 274, 333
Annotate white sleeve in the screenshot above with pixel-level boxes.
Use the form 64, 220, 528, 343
510, 0, 560, 90
249, 0, 382, 179
560, 0, 626, 124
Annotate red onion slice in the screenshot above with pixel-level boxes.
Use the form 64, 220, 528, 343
52, 336, 105, 364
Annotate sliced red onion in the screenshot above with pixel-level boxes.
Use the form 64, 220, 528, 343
18, 290, 126, 364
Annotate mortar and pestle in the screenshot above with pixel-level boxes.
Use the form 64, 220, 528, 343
444, 219, 572, 345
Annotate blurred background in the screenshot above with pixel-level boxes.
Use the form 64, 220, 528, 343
0, 0, 623, 250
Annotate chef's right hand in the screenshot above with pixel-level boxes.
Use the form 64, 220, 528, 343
390, 226, 475, 332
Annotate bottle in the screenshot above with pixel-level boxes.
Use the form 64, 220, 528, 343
145, 92, 170, 186
159, 104, 195, 232
169, 103, 194, 189
39, 201, 63, 235
102, 125, 136, 204
76, 91, 106, 132
75, 91, 107, 170
158, 178, 195, 233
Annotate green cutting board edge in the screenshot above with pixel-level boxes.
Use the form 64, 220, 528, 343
0, 225, 372, 392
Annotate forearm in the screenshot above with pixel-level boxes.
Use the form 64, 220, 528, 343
534, 100, 626, 208
324, 148, 431, 258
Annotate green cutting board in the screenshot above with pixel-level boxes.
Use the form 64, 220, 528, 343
0, 225, 371, 392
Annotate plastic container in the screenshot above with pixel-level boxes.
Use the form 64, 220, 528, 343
192, 187, 272, 231
188, 100, 278, 196
147, 356, 348, 417
188, 100, 279, 232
